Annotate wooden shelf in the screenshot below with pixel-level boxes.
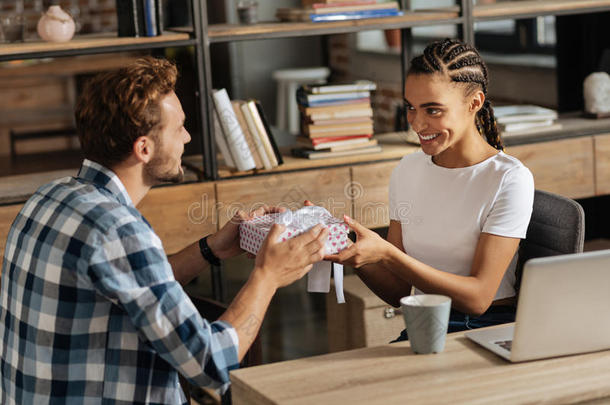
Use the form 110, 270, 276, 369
207, 9, 460, 42
503, 114, 610, 146
474, 0, 610, 20
185, 133, 419, 179
0, 32, 193, 61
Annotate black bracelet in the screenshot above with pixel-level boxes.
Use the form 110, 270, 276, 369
199, 236, 221, 266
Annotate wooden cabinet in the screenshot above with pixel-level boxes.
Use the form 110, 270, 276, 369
215, 168, 352, 228
506, 137, 595, 199
0, 204, 23, 259
351, 161, 398, 228
594, 134, 610, 196
138, 182, 217, 255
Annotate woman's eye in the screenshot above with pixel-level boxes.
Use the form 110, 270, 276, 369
405, 104, 415, 112
427, 108, 441, 115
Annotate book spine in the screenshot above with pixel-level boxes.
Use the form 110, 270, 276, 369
212, 89, 257, 172
245, 101, 279, 167
143, 0, 158, 36
135, 0, 146, 37
312, 1, 376, 9
155, 0, 164, 34
255, 101, 283, 165
232, 101, 263, 169
116, 0, 138, 37
212, 110, 236, 168
240, 103, 273, 170
310, 9, 402, 22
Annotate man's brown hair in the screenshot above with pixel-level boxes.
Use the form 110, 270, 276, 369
75, 56, 178, 167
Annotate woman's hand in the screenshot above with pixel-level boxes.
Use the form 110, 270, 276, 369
325, 215, 392, 268
207, 205, 286, 260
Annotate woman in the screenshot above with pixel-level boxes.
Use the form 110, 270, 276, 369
326, 38, 534, 338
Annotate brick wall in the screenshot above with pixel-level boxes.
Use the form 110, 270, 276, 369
1, 0, 117, 38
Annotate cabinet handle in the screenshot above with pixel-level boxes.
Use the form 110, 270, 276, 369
383, 307, 402, 319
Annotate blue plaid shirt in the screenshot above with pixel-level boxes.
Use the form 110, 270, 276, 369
0, 159, 239, 404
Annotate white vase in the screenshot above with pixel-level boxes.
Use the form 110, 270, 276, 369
37, 5, 75, 43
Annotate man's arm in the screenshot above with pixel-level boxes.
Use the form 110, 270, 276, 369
169, 206, 284, 285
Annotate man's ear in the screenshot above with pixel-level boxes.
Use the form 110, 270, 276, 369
132, 135, 155, 164
469, 90, 485, 114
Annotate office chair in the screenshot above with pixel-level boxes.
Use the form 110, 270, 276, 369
515, 189, 585, 291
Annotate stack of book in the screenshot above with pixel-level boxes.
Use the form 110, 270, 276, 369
292, 80, 381, 160
276, 1, 402, 23
494, 105, 561, 137
212, 89, 283, 172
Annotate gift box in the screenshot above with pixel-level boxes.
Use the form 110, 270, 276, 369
239, 206, 349, 255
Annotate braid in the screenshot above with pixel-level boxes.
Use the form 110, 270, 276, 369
478, 100, 503, 150
408, 38, 502, 149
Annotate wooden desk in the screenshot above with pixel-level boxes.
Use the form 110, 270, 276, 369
230, 325, 610, 404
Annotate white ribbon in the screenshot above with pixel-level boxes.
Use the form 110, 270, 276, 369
307, 261, 345, 304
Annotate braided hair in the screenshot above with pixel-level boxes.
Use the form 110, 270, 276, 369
409, 38, 503, 150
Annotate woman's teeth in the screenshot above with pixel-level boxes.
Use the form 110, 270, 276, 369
419, 133, 440, 141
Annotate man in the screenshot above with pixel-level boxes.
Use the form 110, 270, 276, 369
0, 57, 327, 404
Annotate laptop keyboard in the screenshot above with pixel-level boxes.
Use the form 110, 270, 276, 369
494, 340, 513, 352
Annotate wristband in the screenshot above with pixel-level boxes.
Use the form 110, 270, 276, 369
199, 235, 221, 266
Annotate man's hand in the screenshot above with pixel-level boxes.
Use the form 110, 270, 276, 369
207, 205, 286, 260
253, 223, 329, 289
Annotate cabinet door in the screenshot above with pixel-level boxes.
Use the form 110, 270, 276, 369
216, 168, 352, 228
594, 134, 610, 196
351, 161, 398, 229
138, 182, 217, 255
0, 204, 23, 259
505, 137, 595, 199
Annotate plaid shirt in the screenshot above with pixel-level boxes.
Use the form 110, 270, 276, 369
0, 159, 239, 404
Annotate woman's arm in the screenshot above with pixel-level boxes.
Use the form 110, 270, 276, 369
353, 220, 413, 307
332, 216, 520, 315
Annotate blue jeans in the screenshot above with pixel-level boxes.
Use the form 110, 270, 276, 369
392, 305, 516, 342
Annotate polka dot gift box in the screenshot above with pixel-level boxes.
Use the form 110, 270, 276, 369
239, 206, 350, 303
239, 206, 350, 255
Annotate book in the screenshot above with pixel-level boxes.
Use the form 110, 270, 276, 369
307, 122, 374, 137
302, 0, 372, 6
499, 119, 555, 132
300, 103, 373, 120
297, 134, 372, 147
296, 135, 375, 150
303, 80, 377, 94
330, 139, 378, 152
116, 0, 140, 37
236, 100, 273, 170
311, 2, 399, 14
143, 0, 158, 36
310, 8, 403, 22
212, 89, 257, 172
306, 116, 373, 126
291, 145, 382, 159
213, 110, 236, 168
311, 0, 376, 8
231, 101, 264, 169
255, 101, 284, 165
500, 122, 563, 138
494, 105, 558, 124
155, 0, 164, 34
297, 87, 370, 106
242, 101, 279, 167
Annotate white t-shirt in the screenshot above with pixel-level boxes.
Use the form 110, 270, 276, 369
388, 150, 534, 300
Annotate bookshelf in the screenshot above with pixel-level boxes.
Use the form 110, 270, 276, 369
2, 0, 610, 189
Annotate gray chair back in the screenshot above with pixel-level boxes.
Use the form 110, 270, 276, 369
515, 189, 585, 291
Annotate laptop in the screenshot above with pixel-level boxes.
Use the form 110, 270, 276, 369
465, 249, 610, 362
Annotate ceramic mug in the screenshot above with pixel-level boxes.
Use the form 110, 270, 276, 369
400, 294, 451, 354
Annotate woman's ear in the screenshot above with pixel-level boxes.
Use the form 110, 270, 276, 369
469, 90, 485, 114
132, 135, 155, 164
